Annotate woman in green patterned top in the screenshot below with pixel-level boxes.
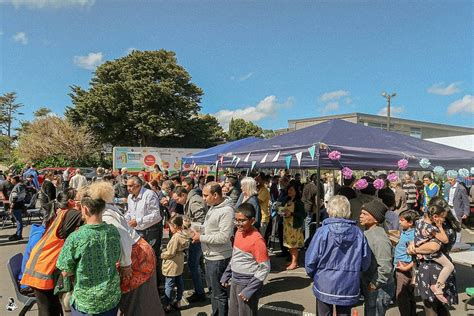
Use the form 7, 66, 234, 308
57, 194, 121, 316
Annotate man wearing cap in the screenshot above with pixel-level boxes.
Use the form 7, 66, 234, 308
446, 172, 469, 244
359, 200, 394, 316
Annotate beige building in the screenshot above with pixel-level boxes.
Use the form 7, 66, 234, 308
276, 113, 474, 139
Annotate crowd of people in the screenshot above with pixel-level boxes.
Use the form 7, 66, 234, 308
0, 163, 473, 316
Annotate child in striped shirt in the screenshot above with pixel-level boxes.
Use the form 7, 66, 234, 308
221, 203, 271, 316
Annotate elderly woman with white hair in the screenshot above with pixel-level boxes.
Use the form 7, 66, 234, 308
305, 195, 371, 316
235, 177, 262, 228
84, 181, 164, 316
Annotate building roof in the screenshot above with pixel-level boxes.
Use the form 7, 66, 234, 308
288, 112, 474, 132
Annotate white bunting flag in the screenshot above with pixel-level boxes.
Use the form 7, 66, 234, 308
231, 156, 237, 165
244, 152, 251, 162
235, 157, 241, 167
272, 151, 280, 162
260, 153, 268, 164
295, 152, 303, 166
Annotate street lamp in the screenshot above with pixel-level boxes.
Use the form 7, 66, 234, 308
381, 91, 396, 131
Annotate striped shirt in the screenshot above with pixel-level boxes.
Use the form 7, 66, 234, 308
403, 183, 417, 204
220, 228, 270, 299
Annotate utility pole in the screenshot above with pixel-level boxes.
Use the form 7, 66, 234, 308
381, 91, 396, 131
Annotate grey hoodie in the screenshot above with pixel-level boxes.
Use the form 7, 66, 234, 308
200, 197, 235, 261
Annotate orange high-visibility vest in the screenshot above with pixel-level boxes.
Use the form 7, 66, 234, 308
21, 209, 69, 290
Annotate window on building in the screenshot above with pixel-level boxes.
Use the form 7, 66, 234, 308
410, 127, 422, 138
366, 122, 395, 131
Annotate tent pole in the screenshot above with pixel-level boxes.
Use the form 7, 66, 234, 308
315, 144, 321, 231
316, 166, 321, 230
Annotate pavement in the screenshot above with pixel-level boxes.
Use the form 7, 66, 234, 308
1, 220, 474, 316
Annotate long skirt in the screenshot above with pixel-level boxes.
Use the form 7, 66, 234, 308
119, 271, 164, 316
118, 238, 164, 315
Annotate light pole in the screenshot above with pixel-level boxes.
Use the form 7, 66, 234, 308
381, 91, 396, 131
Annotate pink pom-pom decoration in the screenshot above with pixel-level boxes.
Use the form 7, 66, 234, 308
397, 159, 409, 170
328, 150, 341, 161
355, 179, 368, 190
373, 179, 385, 190
341, 167, 353, 180
387, 173, 399, 182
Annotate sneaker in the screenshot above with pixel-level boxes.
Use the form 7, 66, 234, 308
8, 235, 22, 241
187, 292, 206, 303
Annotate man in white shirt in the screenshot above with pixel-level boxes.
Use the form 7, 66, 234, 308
447, 176, 469, 243
125, 176, 163, 283
69, 168, 88, 189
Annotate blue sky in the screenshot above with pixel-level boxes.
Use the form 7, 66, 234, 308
1, 0, 473, 131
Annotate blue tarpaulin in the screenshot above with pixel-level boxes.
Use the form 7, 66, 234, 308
223, 119, 474, 170
182, 137, 262, 165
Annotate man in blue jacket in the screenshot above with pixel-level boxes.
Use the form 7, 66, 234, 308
305, 195, 371, 316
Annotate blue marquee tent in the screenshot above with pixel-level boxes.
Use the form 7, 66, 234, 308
182, 137, 262, 165
224, 119, 474, 170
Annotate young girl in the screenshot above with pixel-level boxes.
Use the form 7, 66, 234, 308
414, 205, 454, 304
161, 215, 190, 312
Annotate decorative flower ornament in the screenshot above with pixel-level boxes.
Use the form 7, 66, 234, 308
328, 150, 341, 161
355, 179, 369, 190
373, 179, 385, 190
387, 173, 399, 182
458, 168, 469, 178
433, 166, 445, 176
446, 170, 458, 179
341, 167, 353, 180
397, 159, 409, 170
419, 158, 431, 169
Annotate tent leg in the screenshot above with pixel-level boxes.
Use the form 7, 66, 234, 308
315, 166, 321, 230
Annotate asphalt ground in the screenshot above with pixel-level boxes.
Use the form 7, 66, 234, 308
0, 220, 473, 316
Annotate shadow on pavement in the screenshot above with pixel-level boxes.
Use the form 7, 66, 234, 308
259, 301, 306, 315
0, 239, 29, 246
261, 276, 311, 298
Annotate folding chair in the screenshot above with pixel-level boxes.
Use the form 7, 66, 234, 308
7, 253, 37, 315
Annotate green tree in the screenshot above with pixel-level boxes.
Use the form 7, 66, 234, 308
227, 118, 264, 141
34, 107, 52, 118
66, 50, 204, 147
0, 92, 24, 138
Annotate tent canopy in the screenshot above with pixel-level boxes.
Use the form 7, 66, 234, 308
224, 119, 474, 170
182, 137, 262, 165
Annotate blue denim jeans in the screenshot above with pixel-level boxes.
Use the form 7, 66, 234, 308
71, 304, 118, 316
164, 275, 184, 305
12, 208, 23, 237
205, 258, 230, 316
363, 282, 395, 316
188, 242, 205, 295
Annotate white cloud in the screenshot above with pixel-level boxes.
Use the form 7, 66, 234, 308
13, 32, 28, 44
377, 106, 405, 117
427, 82, 462, 96
447, 95, 474, 115
126, 47, 138, 54
230, 72, 254, 82
319, 90, 350, 102
2, 0, 95, 9
318, 90, 352, 114
213, 95, 294, 129
73, 52, 104, 70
